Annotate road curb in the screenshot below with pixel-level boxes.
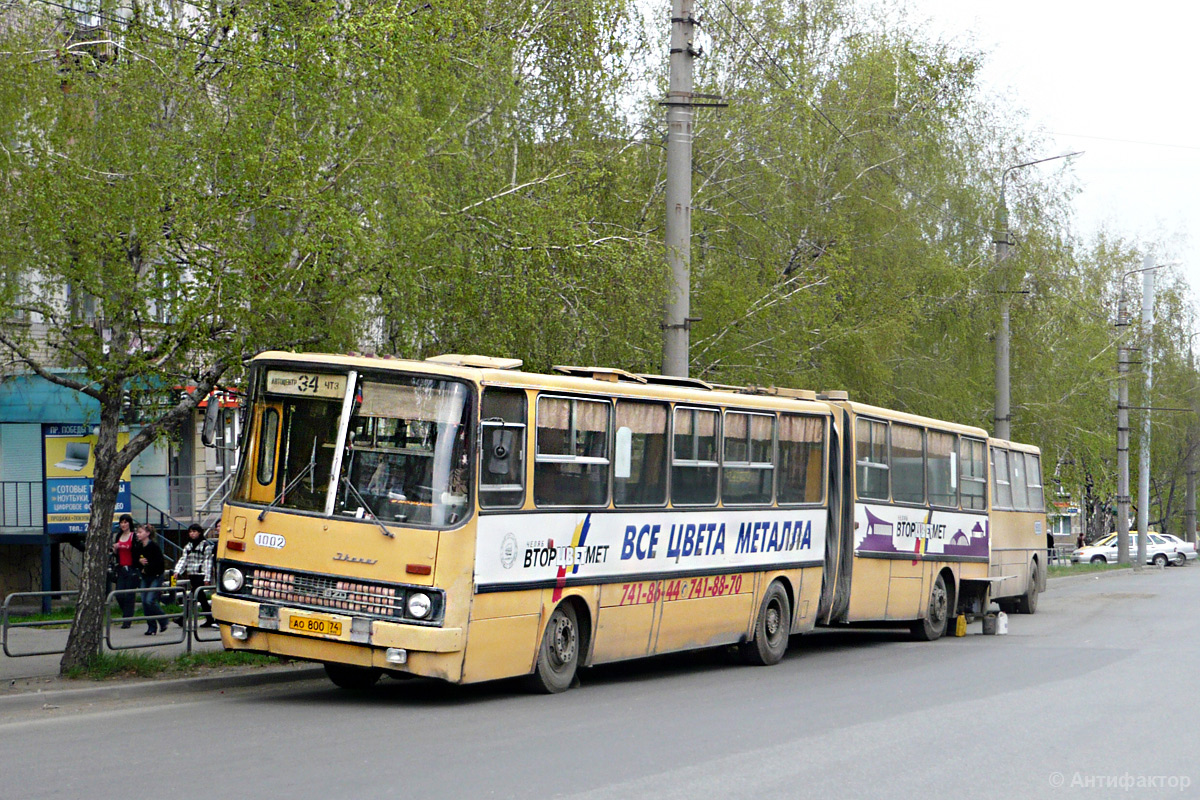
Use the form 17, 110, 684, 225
0, 664, 325, 713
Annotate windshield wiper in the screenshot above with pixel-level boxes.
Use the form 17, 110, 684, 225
339, 476, 395, 538
258, 439, 318, 521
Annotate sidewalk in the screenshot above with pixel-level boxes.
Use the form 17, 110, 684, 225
1, 618, 226, 682
0, 615, 323, 708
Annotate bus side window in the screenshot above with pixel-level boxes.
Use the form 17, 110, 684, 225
992, 447, 1012, 510
926, 430, 956, 507
1010, 451, 1030, 511
855, 418, 889, 501
1026, 453, 1044, 510
672, 407, 719, 506
891, 423, 925, 504
614, 400, 668, 507
480, 389, 526, 509
722, 411, 774, 505
534, 396, 610, 507
958, 437, 987, 510
778, 413, 824, 504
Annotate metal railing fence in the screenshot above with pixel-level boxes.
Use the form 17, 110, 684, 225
3, 583, 218, 658
1, 590, 78, 657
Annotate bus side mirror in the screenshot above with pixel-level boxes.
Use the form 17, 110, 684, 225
614, 427, 632, 479
201, 398, 221, 447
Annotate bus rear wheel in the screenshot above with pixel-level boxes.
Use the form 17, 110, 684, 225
324, 662, 382, 690
740, 581, 791, 666
1016, 562, 1040, 614
529, 603, 579, 694
911, 573, 949, 641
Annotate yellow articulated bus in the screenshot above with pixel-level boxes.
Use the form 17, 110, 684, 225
986, 439, 1047, 614
210, 352, 1025, 692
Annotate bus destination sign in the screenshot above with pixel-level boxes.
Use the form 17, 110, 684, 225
266, 370, 347, 399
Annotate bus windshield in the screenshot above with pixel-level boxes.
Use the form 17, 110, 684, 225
233, 368, 472, 529
337, 377, 471, 528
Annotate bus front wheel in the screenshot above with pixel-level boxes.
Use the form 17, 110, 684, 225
529, 603, 579, 694
324, 662, 382, 690
741, 581, 791, 666
911, 573, 949, 641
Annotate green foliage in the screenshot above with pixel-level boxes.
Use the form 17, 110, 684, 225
3, 0, 1198, 562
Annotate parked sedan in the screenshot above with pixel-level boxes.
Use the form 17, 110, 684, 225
1071, 533, 1189, 566
1153, 533, 1197, 566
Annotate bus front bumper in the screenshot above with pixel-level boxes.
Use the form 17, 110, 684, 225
212, 596, 464, 666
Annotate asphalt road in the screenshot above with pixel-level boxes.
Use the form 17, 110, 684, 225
2, 567, 1197, 800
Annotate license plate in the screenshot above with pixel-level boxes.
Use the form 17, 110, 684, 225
288, 614, 343, 638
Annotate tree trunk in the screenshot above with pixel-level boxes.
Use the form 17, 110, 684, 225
60, 392, 125, 673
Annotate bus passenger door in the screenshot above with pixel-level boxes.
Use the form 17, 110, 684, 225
245, 402, 283, 504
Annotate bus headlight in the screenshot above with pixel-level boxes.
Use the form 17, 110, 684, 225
221, 567, 245, 593
407, 592, 432, 619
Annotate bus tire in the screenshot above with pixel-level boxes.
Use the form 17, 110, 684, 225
324, 662, 382, 690
911, 573, 949, 641
529, 603, 579, 694
740, 581, 791, 666
1015, 561, 1040, 614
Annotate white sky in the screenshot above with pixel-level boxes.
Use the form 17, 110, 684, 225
899, 0, 1200, 315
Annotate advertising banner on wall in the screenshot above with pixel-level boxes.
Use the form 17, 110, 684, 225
42, 424, 132, 534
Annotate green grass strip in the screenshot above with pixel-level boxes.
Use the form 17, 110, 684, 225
1048, 561, 1131, 578
66, 650, 279, 680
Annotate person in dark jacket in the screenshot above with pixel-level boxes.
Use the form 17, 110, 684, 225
134, 523, 168, 635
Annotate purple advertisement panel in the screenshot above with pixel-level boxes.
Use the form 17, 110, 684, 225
854, 503, 989, 561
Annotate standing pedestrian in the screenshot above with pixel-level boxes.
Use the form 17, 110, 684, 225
172, 523, 215, 627
111, 514, 138, 629
134, 523, 168, 635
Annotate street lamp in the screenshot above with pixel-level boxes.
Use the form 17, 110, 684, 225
994, 151, 1084, 442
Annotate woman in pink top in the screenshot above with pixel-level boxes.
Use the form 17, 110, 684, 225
111, 514, 138, 628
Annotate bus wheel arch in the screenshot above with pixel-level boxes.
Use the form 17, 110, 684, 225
740, 579, 792, 666
528, 597, 590, 694
939, 568, 958, 621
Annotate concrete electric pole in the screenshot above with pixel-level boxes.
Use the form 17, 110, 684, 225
660, 1, 725, 378
661, 0, 695, 378
993, 152, 1082, 442
1136, 264, 1157, 571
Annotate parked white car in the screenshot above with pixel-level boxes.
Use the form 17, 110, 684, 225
1071, 532, 1193, 567
1153, 533, 1197, 566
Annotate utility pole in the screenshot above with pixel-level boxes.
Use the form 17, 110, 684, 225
1187, 341, 1197, 548
662, 0, 696, 378
1136, 264, 1156, 571
993, 152, 1082, 441
1116, 288, 1132, 564
994, 196, 1012, 442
